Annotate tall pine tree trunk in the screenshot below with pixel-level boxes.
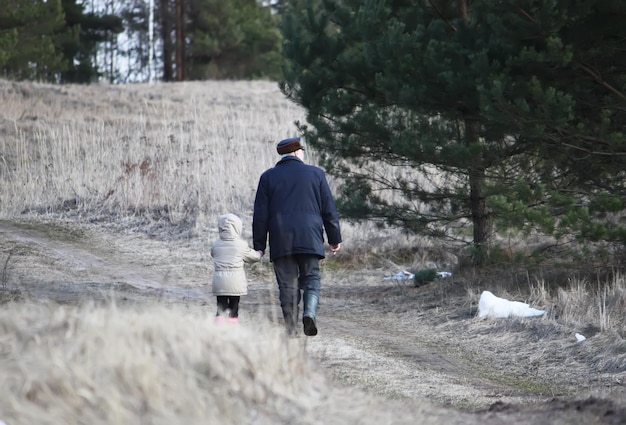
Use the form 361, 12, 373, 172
175, 0, 185, 81
161, 0, 173, 81
458, 0, 489, 264
466, 117, 489, 264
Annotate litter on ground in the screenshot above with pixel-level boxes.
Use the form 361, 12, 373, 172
383, 270, 415, 281
477, 290, 546, 319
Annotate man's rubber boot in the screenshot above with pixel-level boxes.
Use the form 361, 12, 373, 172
302, 292, 319, 336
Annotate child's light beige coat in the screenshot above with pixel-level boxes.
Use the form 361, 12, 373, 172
211, 214, 261, 296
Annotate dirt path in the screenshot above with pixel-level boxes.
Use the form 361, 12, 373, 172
1, 219, 624, 424
303, 284, 565, 405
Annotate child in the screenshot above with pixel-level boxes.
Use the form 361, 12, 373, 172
210, 213, 262, 322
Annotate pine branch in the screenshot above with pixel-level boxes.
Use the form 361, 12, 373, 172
428, 0, 456, 31
516, 7, 626, 102
577, 63, 626, 101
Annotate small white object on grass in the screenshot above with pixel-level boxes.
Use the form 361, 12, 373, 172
575, 333, 586, 342
383, 270, 415, 281
477, 290, 546, 319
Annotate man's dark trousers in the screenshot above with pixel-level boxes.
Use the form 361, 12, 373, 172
273, 254, 321, 333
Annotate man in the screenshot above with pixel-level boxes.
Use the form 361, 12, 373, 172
253, 137, 342, 336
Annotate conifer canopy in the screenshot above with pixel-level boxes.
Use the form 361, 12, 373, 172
280, 0, 626, 261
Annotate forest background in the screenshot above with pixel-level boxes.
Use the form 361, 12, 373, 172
0, 0, 286, 83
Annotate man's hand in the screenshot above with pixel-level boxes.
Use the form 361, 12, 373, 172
329, 243, 341, 255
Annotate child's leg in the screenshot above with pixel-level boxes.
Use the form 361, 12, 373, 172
228, 296, 241, 318
216, 296, 229, 316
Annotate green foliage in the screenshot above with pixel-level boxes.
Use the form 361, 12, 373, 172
0, 29, 17, 68
59, 0, 123, 83
186, 0, 283, 80
0, 0, 67, 80
280, 0, 626, 260
414, 268, 438, 287
0, 0, 122, 82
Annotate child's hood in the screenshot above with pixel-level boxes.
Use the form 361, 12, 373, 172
218, 213, 243, 240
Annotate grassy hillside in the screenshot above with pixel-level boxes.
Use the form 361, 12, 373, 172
0, 80, 298, 222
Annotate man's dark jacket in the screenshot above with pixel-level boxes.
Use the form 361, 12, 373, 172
253, 156, 342, 261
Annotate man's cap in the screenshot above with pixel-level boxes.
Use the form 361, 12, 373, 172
276, 137, 304, 155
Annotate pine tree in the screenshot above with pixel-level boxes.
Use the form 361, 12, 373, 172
280, 0, 626, 263
0, 0, 67, 80
118, 0, 154, 83
0, 0, 122, 82
59, 0, 124, 83
185, 0, 282, 80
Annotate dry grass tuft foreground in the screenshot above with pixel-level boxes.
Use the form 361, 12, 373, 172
0, 301, 319, 424
0, 300, 469, 425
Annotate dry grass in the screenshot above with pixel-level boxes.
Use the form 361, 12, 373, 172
0, 299, 466, 425
524, 273, 626, 338
0, 300, 317, 424
0, 80, 302, 225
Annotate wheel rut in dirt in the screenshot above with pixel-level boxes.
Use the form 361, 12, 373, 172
0, 221, 206, 302
306, 311, 549, 409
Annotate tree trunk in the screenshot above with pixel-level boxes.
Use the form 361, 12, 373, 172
458, 0, 467, 22
466, 117, 489, 264
161, 0, 173, 81
458, 1, 489, 264
175, 0, 185, 81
